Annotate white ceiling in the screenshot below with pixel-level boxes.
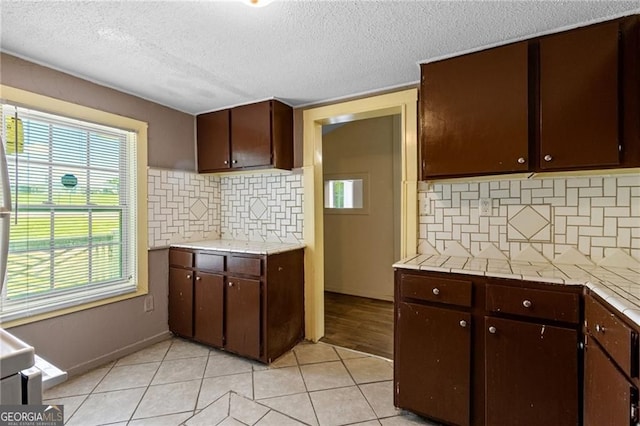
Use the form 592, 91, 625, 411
2, 1, 639, 115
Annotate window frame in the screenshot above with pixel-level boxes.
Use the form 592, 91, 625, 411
0, 85, 148, 327
323, 172, 370, 215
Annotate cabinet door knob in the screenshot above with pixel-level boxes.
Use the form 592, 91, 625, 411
543, 154, 553, 162
228, 282, 234, 287
459, 320, 467, 328
232, 160, 238, 164
196, 276, 201, 281
517, 157, 526, 164
186, 274, 191, 279
432, 288, 440, 295
488, 326, 497, 334
595, 324, 605, 333
223, 160, 229, 165
522, 299, 532, 308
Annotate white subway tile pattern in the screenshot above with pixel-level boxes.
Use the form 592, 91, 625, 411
148, 169, 304, 248
418, 173, 640, 262
147, 168, 221, 248
220, 172, 304, 243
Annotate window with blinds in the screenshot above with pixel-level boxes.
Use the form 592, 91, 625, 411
0, 104, 138, 321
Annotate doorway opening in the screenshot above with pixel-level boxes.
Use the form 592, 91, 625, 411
319, 116, 401, 358
301, 89, 418, 347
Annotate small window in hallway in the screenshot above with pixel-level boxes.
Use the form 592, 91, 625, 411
324, 173, 368, 213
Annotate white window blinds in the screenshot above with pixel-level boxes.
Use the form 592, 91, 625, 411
0, 104, 139, 322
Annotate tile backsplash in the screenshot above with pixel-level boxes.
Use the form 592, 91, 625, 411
147, 168, 221, 248
149, 165, 638, 268
147, 168, 303, 248
220, 172, 304, 243
418, 173, 640, 265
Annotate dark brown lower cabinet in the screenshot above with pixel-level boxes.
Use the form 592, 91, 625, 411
194, 272, 224, 347
225, 277, 261, 359
395, 302, 471, 426
395, 269, 583, 425
584, 339, 637, 426
168, 247, 304, 363
168, 267, 194, 338
484, 317, 579, 426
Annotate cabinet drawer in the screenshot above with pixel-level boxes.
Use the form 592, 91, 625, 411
486, 284, 579, 324
228, 256, 262, 277
169, 249, 193, 268
195, 252, 225, 272
399, 273, 472, 307
585, 294, 638, 378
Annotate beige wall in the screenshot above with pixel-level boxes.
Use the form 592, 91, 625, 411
323, 115, 401, 301
0, 54, 194, 375
9, 250, 170, 376
0, 53, 195, 170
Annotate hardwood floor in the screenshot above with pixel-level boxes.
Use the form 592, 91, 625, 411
320, 291, 394, 359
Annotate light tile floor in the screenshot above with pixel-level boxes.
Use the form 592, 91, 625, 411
44, 338, 439, 426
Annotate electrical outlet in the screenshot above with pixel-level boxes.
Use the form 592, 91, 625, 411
144, 295, 154, 312
421, 195, 431, 215
479, 198, 492, 216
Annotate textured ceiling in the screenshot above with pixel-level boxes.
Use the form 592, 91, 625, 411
1, 1, 639, 114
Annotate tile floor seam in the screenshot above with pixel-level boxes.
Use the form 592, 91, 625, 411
295, 345, 329, 426
183, 389, 230, 425
125, 339, 175, 424
355, 382, 380, 421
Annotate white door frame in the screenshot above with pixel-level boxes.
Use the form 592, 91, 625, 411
302, 89, 419, 341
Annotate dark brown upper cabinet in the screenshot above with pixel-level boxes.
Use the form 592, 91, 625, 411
420, 15, 640, 179
421, 42, 530, 179
197, 109, 231, 172
196, 99, 293, 173
538, 21, 620, 170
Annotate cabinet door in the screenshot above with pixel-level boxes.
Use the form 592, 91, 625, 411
225, 277, 261, 359
231, 101, 272, 169
194, 272, 224, 347
169, 267, 193, 338
485, 317, 579, 426
395, 302, 471, 426
539, 21, 620, 170
197, 110, 231, 172
421, 42, 529, 178
584, 337, 637, 426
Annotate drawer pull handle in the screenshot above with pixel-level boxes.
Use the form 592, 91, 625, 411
196, 276, 201, 281
186, 274, 191, 279
488, 326, 497, 334
522, 300, 532, 308
459, 320, 467, 328
432, 288, 440, 296
595, 324, 605, 333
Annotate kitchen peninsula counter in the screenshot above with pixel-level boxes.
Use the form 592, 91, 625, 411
171, 239, 305, 255
394, 253, 640, 325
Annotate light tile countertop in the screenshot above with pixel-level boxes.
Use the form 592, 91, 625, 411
171, 239, 305, 255
394, 254, 640, 327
